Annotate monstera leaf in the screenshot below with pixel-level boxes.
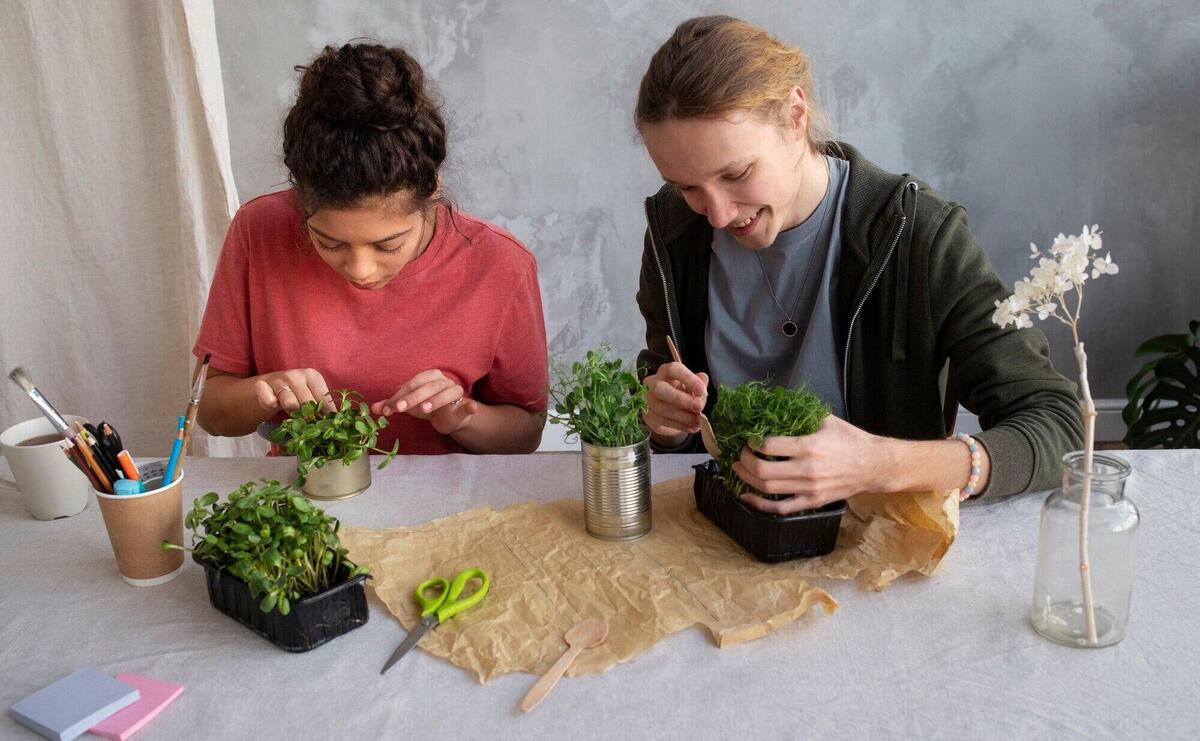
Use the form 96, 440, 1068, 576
1123, 320, 1200, 449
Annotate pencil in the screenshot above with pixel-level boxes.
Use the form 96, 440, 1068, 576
163, 416, 185, 484
73, 421, 112, 493
62, 445, 103, 491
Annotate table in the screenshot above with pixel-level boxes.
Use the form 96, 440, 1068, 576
1, 451, 1196, 739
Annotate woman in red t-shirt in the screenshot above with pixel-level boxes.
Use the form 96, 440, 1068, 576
194, 43, 548, 454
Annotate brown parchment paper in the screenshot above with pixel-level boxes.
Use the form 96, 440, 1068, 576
343, 476, 957, 682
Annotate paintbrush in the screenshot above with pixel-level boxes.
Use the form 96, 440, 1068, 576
7, 367, 113, 491
177, 353, 211, 476
7, 367, 73, 440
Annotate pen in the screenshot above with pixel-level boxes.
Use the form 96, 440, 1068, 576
100, 423, 137, 484
88, 426, 122, 484
163, 416, 185, 485
84, 422, 122, 482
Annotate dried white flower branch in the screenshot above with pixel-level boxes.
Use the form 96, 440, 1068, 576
993, 225, 1117, 645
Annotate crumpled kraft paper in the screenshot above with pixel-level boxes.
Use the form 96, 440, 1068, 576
342, 475, 957, 682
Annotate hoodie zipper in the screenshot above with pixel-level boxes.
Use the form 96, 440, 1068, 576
842, 181, 918, 415
644, 202, 679, 349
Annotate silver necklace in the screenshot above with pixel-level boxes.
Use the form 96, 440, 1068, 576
753, 155, 831, 338
754, 253, 802, 337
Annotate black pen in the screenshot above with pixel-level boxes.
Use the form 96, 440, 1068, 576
82, 423, 122, 482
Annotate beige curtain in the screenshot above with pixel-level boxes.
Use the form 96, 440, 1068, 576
0, 0, 263, 458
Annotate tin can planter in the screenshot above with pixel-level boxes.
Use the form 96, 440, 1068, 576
581, 437, 652, 541
195, 554, 370, 652
300, 454, 372, 501
693, 461, 844, 562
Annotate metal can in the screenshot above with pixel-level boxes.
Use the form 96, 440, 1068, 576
301, 454, 372, 501
581, 437, 651, 541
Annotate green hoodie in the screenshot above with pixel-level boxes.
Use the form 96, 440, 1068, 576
636, 142, 1082, 497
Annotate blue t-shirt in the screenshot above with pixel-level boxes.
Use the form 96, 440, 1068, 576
706, 155, 850, 417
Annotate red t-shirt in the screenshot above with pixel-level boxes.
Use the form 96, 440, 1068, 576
193, 190, 548, 454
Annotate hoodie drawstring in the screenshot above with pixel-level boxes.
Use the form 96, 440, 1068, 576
892, 181, 919, 362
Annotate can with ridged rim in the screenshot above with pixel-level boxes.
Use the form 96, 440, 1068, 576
581, 437, 651, 541
301, 454, 372, 501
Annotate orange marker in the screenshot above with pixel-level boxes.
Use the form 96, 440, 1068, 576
116, 450, 141, 481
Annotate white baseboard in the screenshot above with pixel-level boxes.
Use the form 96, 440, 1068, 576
537, 399, 1128, 452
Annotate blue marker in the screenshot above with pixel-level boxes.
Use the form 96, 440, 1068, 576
114, 479, 142, 496
162, 415, 186, 484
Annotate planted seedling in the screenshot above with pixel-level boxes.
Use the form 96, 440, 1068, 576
271, 389, 399, 484
163, 479, 368, 615
710, 381, 829, 498
549, 345, 648, 448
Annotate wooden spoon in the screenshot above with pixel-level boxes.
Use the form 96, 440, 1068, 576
519, 618, 609, 712
664, 336, 721, 460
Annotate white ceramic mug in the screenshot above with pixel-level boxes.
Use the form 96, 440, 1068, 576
0, 416, 91, 520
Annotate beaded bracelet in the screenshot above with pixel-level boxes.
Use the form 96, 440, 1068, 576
955, 432, 982, 501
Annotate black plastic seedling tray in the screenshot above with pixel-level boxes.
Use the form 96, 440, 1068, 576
196, 554, 370, 652
693, 461, 845, 563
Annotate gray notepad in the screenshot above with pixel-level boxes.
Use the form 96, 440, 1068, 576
10, 668, 139, 741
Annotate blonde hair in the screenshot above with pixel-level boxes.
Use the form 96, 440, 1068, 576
635, 15, 831, 150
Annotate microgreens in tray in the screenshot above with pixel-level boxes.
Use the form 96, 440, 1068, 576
711, 381, 829, 498
163, 479, 367, 615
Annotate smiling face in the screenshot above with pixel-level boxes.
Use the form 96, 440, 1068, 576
640, 91, 818, 250
303, 195, 436, 290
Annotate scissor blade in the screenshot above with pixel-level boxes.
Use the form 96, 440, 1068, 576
381, 617, 435, 675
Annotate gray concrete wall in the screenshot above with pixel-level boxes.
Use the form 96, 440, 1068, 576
214, 0, 1199, 401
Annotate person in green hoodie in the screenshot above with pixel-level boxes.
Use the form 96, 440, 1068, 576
633, 15, 1082, 514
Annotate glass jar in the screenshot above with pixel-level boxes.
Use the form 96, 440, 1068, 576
1030, 451, 1138, 647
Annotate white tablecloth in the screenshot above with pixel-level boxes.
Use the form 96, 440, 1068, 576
1, 450, 1196, 740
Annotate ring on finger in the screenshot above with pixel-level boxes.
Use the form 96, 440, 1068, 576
277, 385, 292, 395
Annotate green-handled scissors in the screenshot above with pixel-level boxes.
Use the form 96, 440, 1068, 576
380, 567, 490, 675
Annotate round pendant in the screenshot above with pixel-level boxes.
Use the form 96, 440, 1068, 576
782, 320, 799, 338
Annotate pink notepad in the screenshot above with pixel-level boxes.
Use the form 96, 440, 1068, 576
87, 674, 183, 740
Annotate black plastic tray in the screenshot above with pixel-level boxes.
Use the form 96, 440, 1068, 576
693, 461, 845, 563
195, 554, 370, 652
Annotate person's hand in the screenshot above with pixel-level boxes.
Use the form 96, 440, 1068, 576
254, 368, 336, 414
642, 362, 709, 446
371, 369, 479, 435
732, 415, 885, 514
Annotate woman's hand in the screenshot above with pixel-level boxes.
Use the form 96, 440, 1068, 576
732, 415, 886, 514
371, 369, 479, 435
253, 368, 336, 414
642, 362, 709, 446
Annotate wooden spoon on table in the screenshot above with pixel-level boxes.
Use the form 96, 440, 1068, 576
664, 335, 721, 460
519, 618, 609, 712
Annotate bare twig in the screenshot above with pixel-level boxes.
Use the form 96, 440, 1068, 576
1074, 342, 1099, 645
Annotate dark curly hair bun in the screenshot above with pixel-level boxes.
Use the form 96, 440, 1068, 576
284, 42, 446, 210
305, 44, 421, 130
